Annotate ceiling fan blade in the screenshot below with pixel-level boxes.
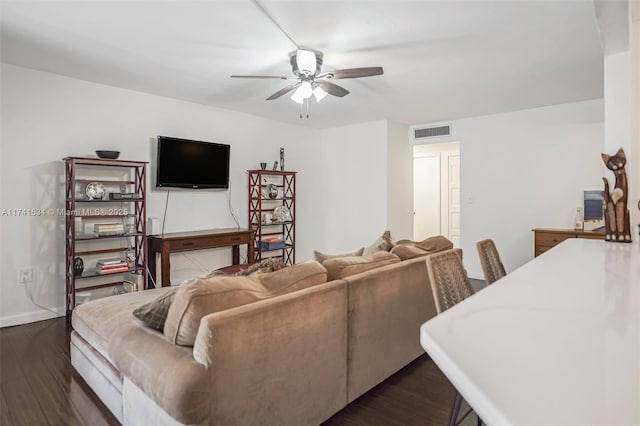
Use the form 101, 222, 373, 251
266, 82, 301, 100
316, 80, 350, 97
230, 75, 291, 80
326, 67, 384, 79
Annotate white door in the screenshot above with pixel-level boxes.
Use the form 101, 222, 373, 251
440, 151, 461, 247
413, 153, 441, 239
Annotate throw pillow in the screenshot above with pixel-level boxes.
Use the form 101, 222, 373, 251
132, 287, 178, 331
164, 261, 328, 346
413, 235, 454, 253
364, 230, 395, 255
235, 257, 287, 276
313, 247, 365, 263
323, 251, 401, 281
390, 244, 430, 260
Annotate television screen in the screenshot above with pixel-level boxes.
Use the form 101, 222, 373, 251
584, 190, 604, 221
156, 136, 230, 189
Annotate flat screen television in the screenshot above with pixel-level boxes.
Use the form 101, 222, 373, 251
156, 136, 230, 189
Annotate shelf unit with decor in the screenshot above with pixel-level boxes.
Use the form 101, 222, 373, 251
248, 170, 296, 265
64, 157, 148, 317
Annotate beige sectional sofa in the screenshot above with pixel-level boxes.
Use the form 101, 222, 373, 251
71, 250, 440, 425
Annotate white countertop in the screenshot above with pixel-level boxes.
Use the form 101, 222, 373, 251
420, 238, 640, 425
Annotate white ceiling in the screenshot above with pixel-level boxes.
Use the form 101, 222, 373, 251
0, 0, 606, 129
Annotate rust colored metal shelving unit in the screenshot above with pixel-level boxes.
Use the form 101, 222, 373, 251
64, 157, 148, 317
248, 170, 296, 265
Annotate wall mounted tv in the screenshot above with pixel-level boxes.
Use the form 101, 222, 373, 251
156, 136, 230, 189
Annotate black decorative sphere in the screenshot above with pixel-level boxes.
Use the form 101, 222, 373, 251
74, 257, 84, 276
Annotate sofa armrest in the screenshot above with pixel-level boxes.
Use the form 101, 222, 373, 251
193, 280, 348, 426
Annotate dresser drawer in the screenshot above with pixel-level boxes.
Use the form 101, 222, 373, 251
578, 233, 606, 240
169, 234, 248, 251
535, 232, 575, 247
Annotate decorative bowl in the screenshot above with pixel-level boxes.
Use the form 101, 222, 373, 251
96, 150, 120, 159
85, 182, 106, 200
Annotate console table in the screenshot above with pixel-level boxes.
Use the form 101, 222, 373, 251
148, 228, 255, 287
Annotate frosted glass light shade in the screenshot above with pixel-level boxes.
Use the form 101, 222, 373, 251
313, 86, 328, 102
296, 50, 316, 74
297, 81, 313, 98
290, 89, 305, 104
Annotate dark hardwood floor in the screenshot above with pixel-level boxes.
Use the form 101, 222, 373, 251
2, 279, 485, 426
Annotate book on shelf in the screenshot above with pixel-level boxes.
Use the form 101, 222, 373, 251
97, 257, 124, 265
97, 266, 129, 275
94, 223, 124, 231
94, 223, 125, 235
98, 262, 128, 270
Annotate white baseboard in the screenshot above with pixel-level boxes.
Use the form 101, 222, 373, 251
0, 306, 65, 328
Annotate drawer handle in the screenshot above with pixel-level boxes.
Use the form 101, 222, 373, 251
182, 242, 194, 246
231, 237, 240, 241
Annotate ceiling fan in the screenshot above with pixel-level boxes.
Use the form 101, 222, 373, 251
231, 48, 383, 104
230, 0, 383, 109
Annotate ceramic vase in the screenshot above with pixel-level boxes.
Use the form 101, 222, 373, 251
74, 257, 84, 276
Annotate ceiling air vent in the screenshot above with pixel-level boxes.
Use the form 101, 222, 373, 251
414, 125, 451, 140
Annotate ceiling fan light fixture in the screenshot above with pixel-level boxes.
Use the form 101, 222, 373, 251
297, 81, 313, 98
290, 90, 305, 104
313, 86, 328, 102
295, 49, 316, 74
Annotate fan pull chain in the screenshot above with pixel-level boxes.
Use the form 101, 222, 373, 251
299, 98, 310, 119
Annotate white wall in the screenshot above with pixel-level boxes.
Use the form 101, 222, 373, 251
414, 99, 604, 279
386, 121, 413, 241
0, 63, 322, 326
603, 50, 637, 239
317, 121, 388, 252
604, 51, 631, 155
632, 1, 640, 232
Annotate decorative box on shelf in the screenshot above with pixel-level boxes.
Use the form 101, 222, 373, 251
260, 240, 286, 251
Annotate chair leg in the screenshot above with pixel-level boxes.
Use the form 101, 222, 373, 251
447, 391, 463, 426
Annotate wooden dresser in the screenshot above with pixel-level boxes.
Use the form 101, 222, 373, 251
533, 228, 606, 257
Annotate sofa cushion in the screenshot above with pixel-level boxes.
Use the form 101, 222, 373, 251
71, 287, 174, 364
132, 287, 178, 331
364, 230, 395, 255
390, 244, 430, 260
414, 235, 454, 252
110, 325, 209, 425
313, 247, 364, 263
323, 251, 401, 281
164, 261, 328, 346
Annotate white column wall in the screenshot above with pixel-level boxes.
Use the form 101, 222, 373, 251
317, 120, 388, 253
386, 121, 413, 241
631, 1, 640, 233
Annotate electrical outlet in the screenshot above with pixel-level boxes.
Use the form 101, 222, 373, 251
19, 268, 33, 284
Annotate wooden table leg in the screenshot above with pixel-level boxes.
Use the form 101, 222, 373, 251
147, 242, 157, 288
161, 241, 170, 287
247, 241, 255, 264
232, 245, 240, 264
